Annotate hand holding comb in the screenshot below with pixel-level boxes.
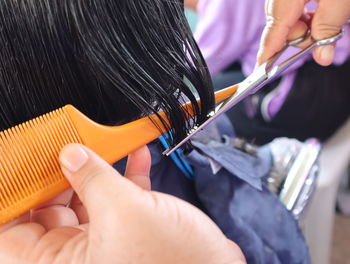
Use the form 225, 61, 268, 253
0, 85, 238, 224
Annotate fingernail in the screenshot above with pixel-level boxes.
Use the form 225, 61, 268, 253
319, 45, 335, 65
59, 144, 89, 173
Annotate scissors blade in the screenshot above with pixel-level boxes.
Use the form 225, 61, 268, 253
163, 64, 268, 156
218, 63, 268, 109
164, 23, 347, 156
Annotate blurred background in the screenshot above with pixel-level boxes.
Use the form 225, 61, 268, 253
184, 1, 350, 263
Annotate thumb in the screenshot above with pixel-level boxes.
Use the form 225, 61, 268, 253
311, 0, 350, 66
59, 144, 142, 220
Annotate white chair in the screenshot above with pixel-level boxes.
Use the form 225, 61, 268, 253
301, 117, 350, 264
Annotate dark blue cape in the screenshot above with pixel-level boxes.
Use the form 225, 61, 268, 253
115, 115, 310, 264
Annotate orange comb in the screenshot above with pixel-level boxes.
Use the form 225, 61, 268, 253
0, 85, 237, 224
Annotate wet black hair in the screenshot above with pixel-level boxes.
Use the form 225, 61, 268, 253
0, 0, 214, 146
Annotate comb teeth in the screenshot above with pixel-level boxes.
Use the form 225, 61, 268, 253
0, 107, 82, 224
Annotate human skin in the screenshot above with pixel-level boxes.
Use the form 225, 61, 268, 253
257, 0, 350, 66
0, 144, 246, 264
184, 0, 198, 11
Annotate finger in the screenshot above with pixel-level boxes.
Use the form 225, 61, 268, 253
301, 11, 314, 28
287, 20, 309, 44
69, 193, 89, 224
125, 145, 151, 190
30, 226, 83, 262
0, 223, 45, 262
0, 213, 30, 233
226, 239, 246, 263
59, 144, 143, 223
311, 0, 350, 65
34, 189, 74, 210
75, 223, 89, 231
31, 206, 79, 230
257, 0, 308, 65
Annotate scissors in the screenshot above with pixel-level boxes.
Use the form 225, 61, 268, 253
164, 23, 348, 156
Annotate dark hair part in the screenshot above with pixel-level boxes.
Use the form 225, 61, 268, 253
0, 0, 214, 146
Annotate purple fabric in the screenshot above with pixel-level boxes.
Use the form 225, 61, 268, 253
195, 0, 265, 77
195, 0, 350, 119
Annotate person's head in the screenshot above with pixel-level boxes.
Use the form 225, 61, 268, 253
0, 0, 214, 146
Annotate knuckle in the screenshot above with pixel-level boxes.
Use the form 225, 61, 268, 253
312, 22, 342, 39
77, 165, 106, 194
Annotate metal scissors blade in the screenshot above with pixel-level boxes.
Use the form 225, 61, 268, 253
163, 25, 347, 156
